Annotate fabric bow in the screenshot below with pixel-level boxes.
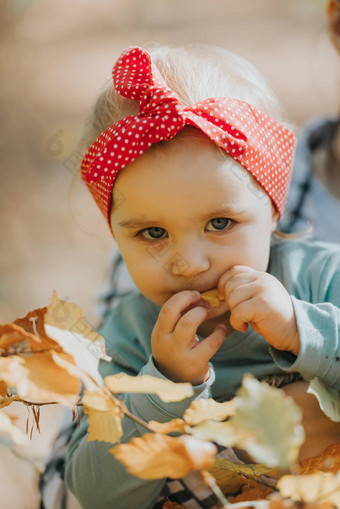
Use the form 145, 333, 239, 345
81, 46, 296, 227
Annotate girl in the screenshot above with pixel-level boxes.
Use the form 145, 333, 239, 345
65, 44, 340, 509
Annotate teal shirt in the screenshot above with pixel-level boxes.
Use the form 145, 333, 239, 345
65, 239, 340, 509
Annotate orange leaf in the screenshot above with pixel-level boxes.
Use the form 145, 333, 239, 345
230, 484, 273, 503
299, 443, 340, 474
162, 501, 186, 509
14, 307, 61, 352
0, 380, 7, 397
111, 433, 217, 479
83, 391, 122, 443
0, 352, 81, 406
0, 323, 41, 355
148, 419, 186, 434
269, 496, 334, 509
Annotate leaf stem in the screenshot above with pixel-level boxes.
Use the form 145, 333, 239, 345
119, 402, 154, 432
201, 470, 231, 508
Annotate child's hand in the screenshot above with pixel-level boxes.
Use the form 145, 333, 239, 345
151, 291, 226, 385
218, 266, 300, 355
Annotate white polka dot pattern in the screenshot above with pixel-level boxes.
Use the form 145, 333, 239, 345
81, 46, 296, 227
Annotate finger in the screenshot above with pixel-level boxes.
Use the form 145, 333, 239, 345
157, 290, 201, 334
218, 266, 256, 300
174, 305, 211, 347
193, 324, 227, 359
229, 299, 256, 332
226, 281, 257, 312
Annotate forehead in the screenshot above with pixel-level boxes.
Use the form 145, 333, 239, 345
111, 128, 270, 215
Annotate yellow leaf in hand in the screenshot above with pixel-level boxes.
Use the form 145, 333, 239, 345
200, 289, 221, 307
104, 373, 193, 402
111, 433, 217, 479
83, 391, 122, 444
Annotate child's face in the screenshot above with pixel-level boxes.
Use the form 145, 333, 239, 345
110, 128, 278, 318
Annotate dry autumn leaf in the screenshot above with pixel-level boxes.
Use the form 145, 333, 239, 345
183, 398, 234, 426
14, 307, 61, 352
45, 291, 111, 362
187, 419, 236, 447
0, 323, 40, 355
278, 472, 340, 508
230, 375, 305, 468
162, 501, 186, 509
83, 391, 122, 444
269, 496, 334, 509
0, 353, 81, 407
111, 433, 217, 479
104, 373, 193, 402
299, 443, 340, 475
52, 352, 98, 393
148, 419, 186, 434
231, 484, 274, 503
187, 375, 304, 469
208, 458, 269, 496
0, 380, 7, 397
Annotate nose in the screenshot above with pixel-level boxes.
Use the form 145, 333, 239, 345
169, 241, 210, 277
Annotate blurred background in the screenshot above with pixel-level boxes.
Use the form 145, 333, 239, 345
1, 0, 339, 329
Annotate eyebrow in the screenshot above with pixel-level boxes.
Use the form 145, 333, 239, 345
118, 218, 159, 229
118, 206, 248, 229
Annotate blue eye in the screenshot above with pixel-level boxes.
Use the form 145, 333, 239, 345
140, 227, 167, 240
206, 218, 231, 231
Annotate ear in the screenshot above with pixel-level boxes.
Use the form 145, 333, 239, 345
271, 207, 279, 232
326, 0, 340, 55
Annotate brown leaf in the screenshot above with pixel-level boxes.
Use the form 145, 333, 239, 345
52, 352, 98, 392
14, 307, 61, 352
230, 484, 273, 503
269, 495, 335, 509
0, 323, 41, 355
45, 291, 111, 361
299, 443, 340, 474
0, 352, 81, 406
111, 433, 217, 479
148, 419, 186, 434
83, 391, 122, 444
162, 501, 186, 509
0, 381, 7, 397
208, 458, 276, 496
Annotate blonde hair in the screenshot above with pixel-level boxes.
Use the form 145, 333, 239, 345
77, 44, 292, 160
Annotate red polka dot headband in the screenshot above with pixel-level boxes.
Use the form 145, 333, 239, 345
81, 46, 296, 227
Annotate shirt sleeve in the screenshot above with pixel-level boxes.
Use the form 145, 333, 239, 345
64, 294, 215, 509
270, 246, 340, 391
